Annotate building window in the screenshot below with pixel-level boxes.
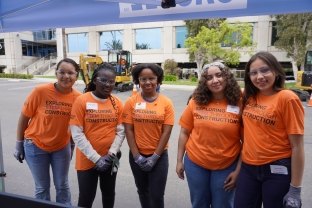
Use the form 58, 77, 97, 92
0, 39, 5, 55
271, 21, 278, 46
175, 26, 187, 48
99, 30, 123, 51
21, 40, 56, 57
33, 29, 56, 41
67, 33, 88, 53
135, 28, 161, 49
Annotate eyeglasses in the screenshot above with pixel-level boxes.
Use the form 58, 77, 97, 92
96, 77, 116, 85
138, 77, 157, 83
56, 70, 77, 77
203, 62, 225, 71
248, 67, 271, 77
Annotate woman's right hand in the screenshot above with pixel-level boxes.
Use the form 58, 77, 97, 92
176, 161, 185, 180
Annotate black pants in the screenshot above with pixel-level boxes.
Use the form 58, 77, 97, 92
77, 166, 117, 208
129, 150, 169, 208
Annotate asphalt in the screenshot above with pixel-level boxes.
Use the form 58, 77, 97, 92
0, 78, 311, 208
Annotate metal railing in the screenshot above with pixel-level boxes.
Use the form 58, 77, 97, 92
21, 53, 57, 75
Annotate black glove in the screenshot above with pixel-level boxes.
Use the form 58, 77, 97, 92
70, 143, 75, 159
95, 154, 113, 172
13, 140, 25, 163
283, 184, 302, 208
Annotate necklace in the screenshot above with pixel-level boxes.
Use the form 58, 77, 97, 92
141, 92, 158, 102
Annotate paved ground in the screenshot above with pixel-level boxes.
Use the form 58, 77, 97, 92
0, 78, 311, 208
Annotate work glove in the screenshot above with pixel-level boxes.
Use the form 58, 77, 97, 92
110, 152, 121, 175
283, 184, 302, 208
134, 154, 147, 169
70, 143, 75, 160
142, 153, 160, 172
13, 140, 25, 163
95, 154, 113, 172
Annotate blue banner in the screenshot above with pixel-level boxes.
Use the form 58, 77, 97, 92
0, 0, 312, 32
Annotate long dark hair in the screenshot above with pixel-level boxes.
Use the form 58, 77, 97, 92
85, 63, 118, 116
192, 62, 241, 106
85, 62, 116, 92
243, 51, 285, 105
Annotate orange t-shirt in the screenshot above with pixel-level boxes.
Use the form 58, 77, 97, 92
180, 98, 242, 170
122, 93, 175, 155
242, 90, 304, 165
70, 92, 123, 170
22, 83, 81, 151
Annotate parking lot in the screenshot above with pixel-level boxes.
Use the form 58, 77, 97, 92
0, 78, 311, 207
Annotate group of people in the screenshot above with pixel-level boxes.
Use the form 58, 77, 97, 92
13, 51, 304, 208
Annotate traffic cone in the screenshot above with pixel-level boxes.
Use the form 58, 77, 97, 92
308, 93, 312, 107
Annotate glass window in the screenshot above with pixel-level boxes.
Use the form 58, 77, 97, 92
21, 40, 56, 57
67, 33, 88, 53
0, 39, 5, 55
135, 28, 161, 49
175, 26, 187, 48
100, 30, 123, 51
271, 21, 278, 46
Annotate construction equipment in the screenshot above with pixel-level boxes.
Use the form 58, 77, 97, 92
79, 50, 133, 92
291, 50, 312, 101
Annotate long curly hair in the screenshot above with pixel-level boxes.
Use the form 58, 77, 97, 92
243, 51, 285, 106
192, 62, 241, 106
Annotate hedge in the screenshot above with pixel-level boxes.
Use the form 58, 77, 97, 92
0, 73, 33, 79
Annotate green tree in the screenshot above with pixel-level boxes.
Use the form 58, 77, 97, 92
185, 21, 253, 77
273, 13, 312, 79
136, 43, 150, 49
163, 59, 178, 75
185, 19, 226, 37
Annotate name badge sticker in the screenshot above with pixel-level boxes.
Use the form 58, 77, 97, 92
86, 102, 98, 110
226, 105, 240, 114
135, 102, 146, 110
270, 165, 288, 175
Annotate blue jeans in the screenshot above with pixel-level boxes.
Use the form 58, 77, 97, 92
234, 158, 291, 208
184, 154, 236, 208
24, 140, 71, 205
129, 150, 168, 208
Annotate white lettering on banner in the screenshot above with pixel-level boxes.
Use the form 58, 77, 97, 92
119, 0, 247, 18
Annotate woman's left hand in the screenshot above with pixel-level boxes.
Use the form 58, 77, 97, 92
223, 170, 239, 191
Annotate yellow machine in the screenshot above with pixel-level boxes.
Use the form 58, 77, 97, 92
79, 50, 133, 91
291, 50, 312, 101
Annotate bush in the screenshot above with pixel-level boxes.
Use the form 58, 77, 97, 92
190, 75, 198, 82
0, 73, 33, 79
164, 75, 177, 81
163, 59, 178, 75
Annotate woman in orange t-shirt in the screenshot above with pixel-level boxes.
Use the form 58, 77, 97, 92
70, 63, 124, 208
234, 52, 304, 208
176, 62, 242, 208
13, 58, 81, 205
123, 63, 174, 208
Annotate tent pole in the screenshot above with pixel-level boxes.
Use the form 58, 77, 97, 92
0, 119, 6, 192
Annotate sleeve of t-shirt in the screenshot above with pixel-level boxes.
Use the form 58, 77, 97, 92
22, 87, 42, 118
70, 96, 85, 127
282, 95, 304, 135
179, 99, 194, 131
164, 98, 175, 125
122, 97, 134, 124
